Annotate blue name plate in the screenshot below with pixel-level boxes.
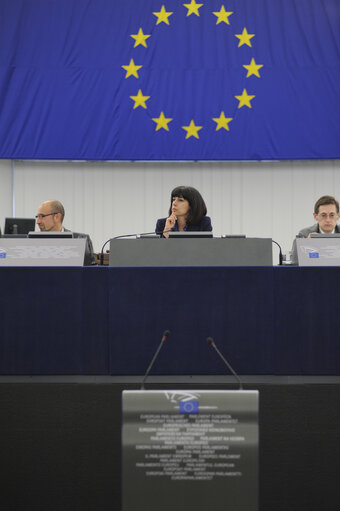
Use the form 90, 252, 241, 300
309, 252, 319, 259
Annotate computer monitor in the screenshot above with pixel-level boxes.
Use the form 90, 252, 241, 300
138, 234, 161, 239
28, 231, 73, 239
168, 231, 213, 239
310, 233, 340, 238
4, 218, 35, 235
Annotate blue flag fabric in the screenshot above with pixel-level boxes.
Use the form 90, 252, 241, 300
179, 400, 199, 414
0, 0, 339, 160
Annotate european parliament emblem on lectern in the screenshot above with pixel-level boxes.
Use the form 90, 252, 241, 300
122, 389, 258, 511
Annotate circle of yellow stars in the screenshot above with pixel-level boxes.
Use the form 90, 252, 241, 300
121, 2, 263, 140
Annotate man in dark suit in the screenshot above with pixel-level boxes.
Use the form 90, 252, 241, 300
291, 195, 340, 264
35, 200, 96, 265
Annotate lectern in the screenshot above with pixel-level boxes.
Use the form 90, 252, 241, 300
110, 237, 272, 266
122, 389, 259, 511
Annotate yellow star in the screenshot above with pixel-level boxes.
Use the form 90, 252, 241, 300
153, 5, 173, 25
130, 28, 151, 48
182, 120, 203, 139
130, 89, 150, 109
183, 0, 203, 17
235, 27, 255, 47
213, 5, 233, 25
152, 112, 173, 131
122, 59, 142, 79
243, 58, 263, 78
212, 111, 233, 131
235, 89, 255, 109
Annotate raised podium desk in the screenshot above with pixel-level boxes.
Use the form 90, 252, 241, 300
109, 237, 273, 266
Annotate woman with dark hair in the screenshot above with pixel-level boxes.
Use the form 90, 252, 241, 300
155, 186, 212, 238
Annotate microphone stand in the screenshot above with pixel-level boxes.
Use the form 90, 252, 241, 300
141, 330, 170, 389
206, 337, 243, 390
272, 239, 283, 265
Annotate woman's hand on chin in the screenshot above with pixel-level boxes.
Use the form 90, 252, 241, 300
163, 213, 177, 238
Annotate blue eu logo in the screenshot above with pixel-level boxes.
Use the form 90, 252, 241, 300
309, 252, 319, 259
179, 400, 199, 414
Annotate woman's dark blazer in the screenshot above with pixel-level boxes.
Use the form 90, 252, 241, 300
155, 216, 212, 236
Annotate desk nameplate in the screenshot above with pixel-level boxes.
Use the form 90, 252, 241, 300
0, 238, 86, 266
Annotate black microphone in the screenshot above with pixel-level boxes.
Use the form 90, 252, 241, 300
99, 230, 171, 265
206, 337, 243, 390
272, 239, 283, 265
141, 330, 171, 389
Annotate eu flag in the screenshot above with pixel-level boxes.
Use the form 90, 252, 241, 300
179, 400, 199, 414
0, 0, 339, 160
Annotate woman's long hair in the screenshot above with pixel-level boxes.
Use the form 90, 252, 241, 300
168, 186, 207, 225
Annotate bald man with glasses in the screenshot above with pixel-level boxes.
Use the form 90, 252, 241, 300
35, 200, 96, 265
291, 195, 340, 264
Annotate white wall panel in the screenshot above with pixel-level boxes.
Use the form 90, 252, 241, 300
0, 160, 13, 231
2, 159, 340, 257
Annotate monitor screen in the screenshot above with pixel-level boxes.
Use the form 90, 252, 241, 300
168, 231, 213, 239
4, 218, 36, 235
138, 234, 161, 239
310, 233, 340, 238
221, 234, 246, 239
1, 234, 27, 238
28, 231, 73, 239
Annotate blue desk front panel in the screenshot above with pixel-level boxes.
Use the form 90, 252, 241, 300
0, 267, 109, 374
1, 267, 340, 375
108, 266, 274, 375
274, 267, 340, 374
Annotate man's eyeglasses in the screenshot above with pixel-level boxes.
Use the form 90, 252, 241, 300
35, 213, 57, 219
317, 213, 339, 220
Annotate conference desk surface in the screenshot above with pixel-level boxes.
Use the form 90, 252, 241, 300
1, 266, 340, 375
